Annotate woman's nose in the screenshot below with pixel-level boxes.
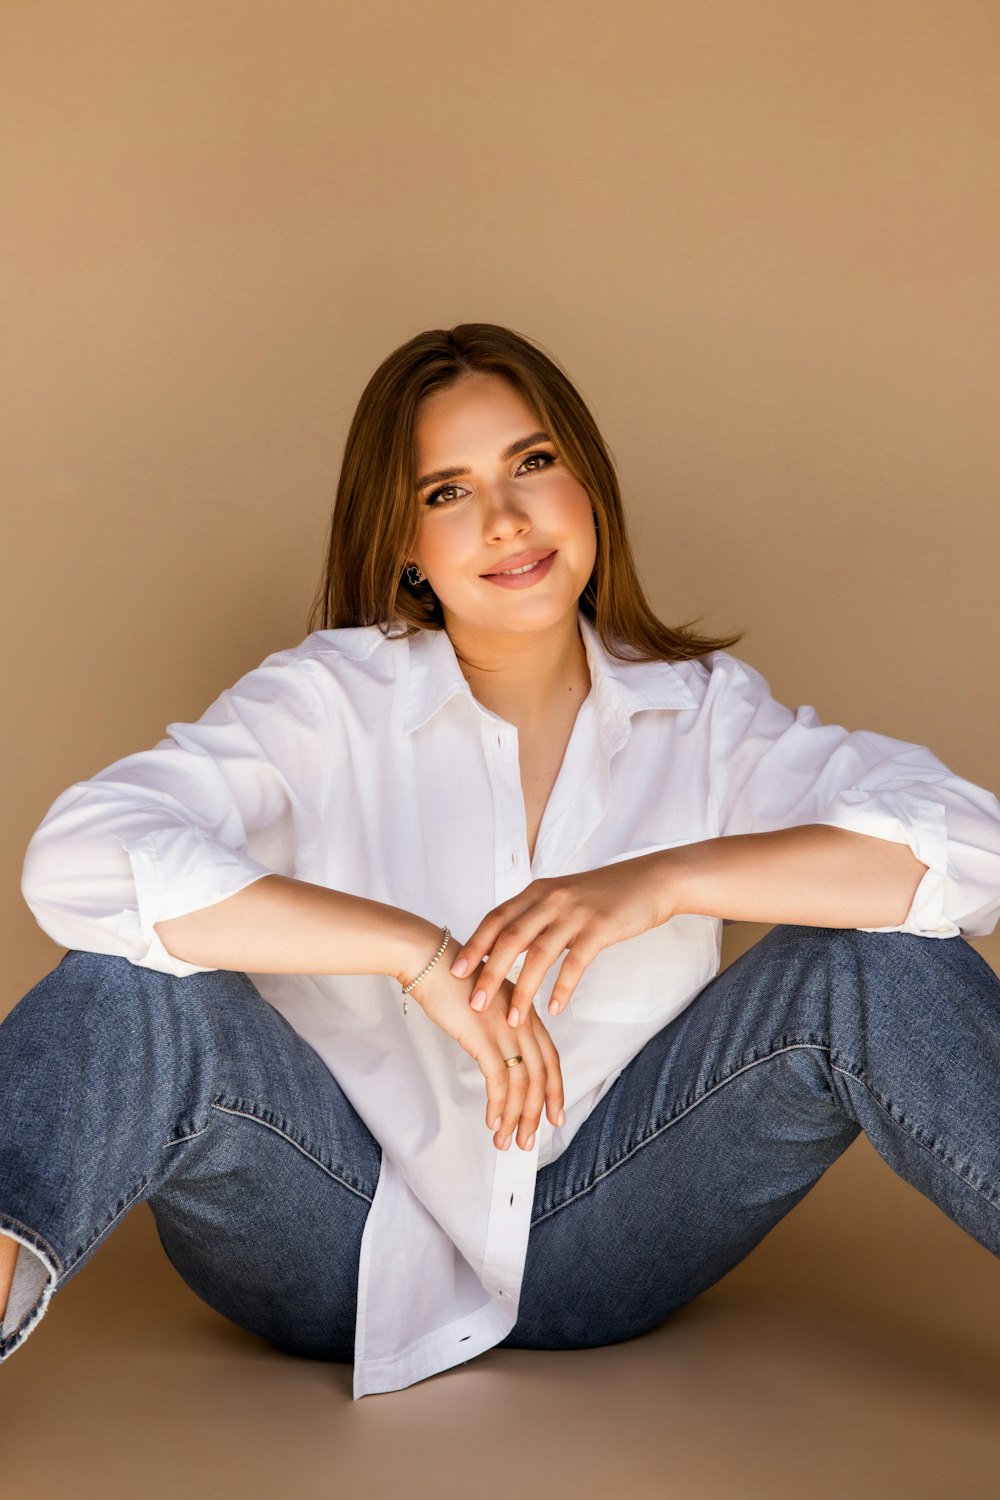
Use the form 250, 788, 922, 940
482, 488, 530, 537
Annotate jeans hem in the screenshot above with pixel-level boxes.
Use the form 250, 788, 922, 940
0, 1216, 61, 1363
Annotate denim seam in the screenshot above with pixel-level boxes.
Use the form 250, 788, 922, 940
63, 1172, 155, 1274
828, 1060, 1000, 1209
209, 1101, 375, 1204
531, 1041, 830, 1227
162, 1124, 210, 1146
531, 1038, 1000, 1228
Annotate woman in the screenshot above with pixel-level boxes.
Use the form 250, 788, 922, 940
4, 323, 1000, 1400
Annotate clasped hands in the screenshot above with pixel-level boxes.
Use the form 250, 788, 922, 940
408, 856, 672, 1153
450, 854, 673, 1024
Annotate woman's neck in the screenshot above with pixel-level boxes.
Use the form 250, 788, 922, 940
447, 613, 592, 732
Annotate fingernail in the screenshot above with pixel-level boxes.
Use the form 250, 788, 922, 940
548, 998, 559, 1015
524, 1133, 535, 1151
491, 1116, 502, 1132
471, 990, 487, 1011
556, 1107, 566, 1127
508, 1007, 520, 1027
451, 957, 468, 977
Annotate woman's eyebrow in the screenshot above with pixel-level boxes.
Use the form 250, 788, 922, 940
416, 431, 551, 491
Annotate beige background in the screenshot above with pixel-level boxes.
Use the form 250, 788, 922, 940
3, 2, 1000, 1495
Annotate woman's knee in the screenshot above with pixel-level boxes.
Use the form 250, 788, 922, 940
2, 950, 262, 1090
23, 948, 256, 1026
752, 923, 986, 1002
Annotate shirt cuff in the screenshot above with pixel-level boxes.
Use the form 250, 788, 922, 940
116, 826, 277, 975
813, 788, 958, 938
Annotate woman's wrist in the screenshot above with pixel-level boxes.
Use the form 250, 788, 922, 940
599, 848, 689, 928
394, 917, 459, 990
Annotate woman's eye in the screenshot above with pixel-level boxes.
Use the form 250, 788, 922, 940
519, 450, 556, 474
424, 485, 463, 507
423, 450, 556, 508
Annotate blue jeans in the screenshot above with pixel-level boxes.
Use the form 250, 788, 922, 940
2, 925, 999, 1365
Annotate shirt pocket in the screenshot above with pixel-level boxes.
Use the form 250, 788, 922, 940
564, 838, 720, 1026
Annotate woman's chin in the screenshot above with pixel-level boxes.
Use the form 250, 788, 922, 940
444, 597, 583, 639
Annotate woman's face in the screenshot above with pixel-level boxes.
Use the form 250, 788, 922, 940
408, 372, 597, 639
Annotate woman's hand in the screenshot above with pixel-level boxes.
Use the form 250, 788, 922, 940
402, 935, 566, 1151
448, 855, 676, 1025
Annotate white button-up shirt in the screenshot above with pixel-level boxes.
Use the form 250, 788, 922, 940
20, 610, 1000, 1397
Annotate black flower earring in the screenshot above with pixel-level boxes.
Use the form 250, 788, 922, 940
405, 564, 425, 586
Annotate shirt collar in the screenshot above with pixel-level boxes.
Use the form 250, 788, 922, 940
402, 608, 697, 735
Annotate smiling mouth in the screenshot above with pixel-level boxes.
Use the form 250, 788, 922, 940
482, 550, 556, 577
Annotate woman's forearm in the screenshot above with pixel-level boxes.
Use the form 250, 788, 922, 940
154, 874, 441, 983
662, 824, 929, 929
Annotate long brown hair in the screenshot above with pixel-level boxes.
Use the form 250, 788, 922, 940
305, 322, 744, 664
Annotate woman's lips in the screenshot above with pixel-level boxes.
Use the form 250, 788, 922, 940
480, 550, 557, 589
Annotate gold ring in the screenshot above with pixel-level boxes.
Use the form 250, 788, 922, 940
503, 1054, 524, 1068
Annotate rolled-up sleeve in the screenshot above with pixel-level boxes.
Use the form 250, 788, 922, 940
704, 652, 1000, 938
20, 649, 327, 976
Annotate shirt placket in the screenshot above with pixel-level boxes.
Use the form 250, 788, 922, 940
477, 710, 540, 1298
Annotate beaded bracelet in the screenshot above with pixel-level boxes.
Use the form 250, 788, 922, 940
400, 926, 451, 1015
